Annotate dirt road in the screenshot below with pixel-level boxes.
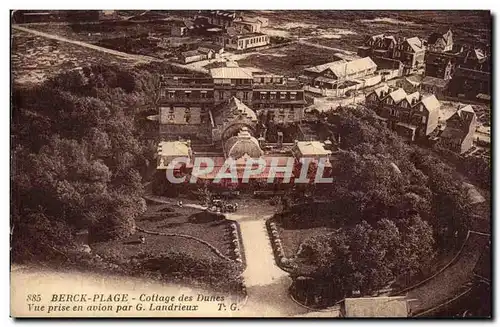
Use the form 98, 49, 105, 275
12, 25, 206, 74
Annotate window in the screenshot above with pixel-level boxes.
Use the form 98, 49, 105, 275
279, 108, 285, 113
280, 92, 286, 100
168, 91, 175, 99
201, 91, 207, 98
290, 106, 294, 112
185, 91, 191, 98
422, 116, 426, 124
290, 92, 296, 100
270, 92, 276, 100
243, 92, 249, 100
260, 92, 267, 100
169, 106, 174, 113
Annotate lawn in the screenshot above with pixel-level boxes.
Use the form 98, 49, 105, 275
92, 204, 234, 263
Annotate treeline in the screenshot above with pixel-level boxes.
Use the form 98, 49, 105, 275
11, 63, 168, 263
287, 105, 480, 299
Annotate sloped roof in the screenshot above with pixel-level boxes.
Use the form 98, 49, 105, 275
420, 94, 440, 112
197, 47, 214, 54
210, 67, 253, 79
387, 88, 407, 103
371, 83, 389, 98
305, 57, 377, 79
405, 91, 420, 104
224, 96, 258, 121
405, 37, 425, 52
293, 141, 332, 156
342, 297, 408, 317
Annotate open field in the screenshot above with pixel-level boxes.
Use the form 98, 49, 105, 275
237, 43, 339, 76
11, 29, 137, 85
246, 10, 491, 46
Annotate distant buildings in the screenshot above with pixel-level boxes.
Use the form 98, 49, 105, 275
366, 84, 440, 141
439, 105, 477, 154
427, 28, 454, 53
196, 11, 271, 51
215, 32, 270, 51
357, 34, 426, 75
300, 57, 380, 97
423, 29, 491, 100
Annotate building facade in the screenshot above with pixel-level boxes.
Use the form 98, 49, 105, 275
158, 65, 307, 142
216, 33, 270, 51
366, 85, 440, 141
357, 35, 426, 75
439, 105, 477, 154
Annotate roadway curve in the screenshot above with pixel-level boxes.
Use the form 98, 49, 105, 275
395, 231, 490, 316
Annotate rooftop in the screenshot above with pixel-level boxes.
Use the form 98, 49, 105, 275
304, 57, 377, 79
210, 67, 253, 79
293, 141, 332, 157
405, 37, 426, 53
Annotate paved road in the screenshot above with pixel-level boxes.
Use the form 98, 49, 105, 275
12, 25, 206, 73
400, 231, 490, 316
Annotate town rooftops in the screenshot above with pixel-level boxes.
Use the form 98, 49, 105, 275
305, 57, 377, 78
372, 83, 390, 98
210, 66, 253, 79
405, 91, 421, 104
427, 28, 453, 46
405, 37, 426, 52
341, 296, 409, 317
387, 88, 407, 103
420, 94, 440, 112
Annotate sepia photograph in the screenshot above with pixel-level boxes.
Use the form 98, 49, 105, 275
9, 8, 492, 318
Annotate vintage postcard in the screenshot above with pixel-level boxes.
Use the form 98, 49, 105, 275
10, 9, 491, 318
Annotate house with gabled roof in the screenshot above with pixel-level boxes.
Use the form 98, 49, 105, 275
439, 105, 477, 154
366, 87, 440, 141
427, 28, 454, 53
